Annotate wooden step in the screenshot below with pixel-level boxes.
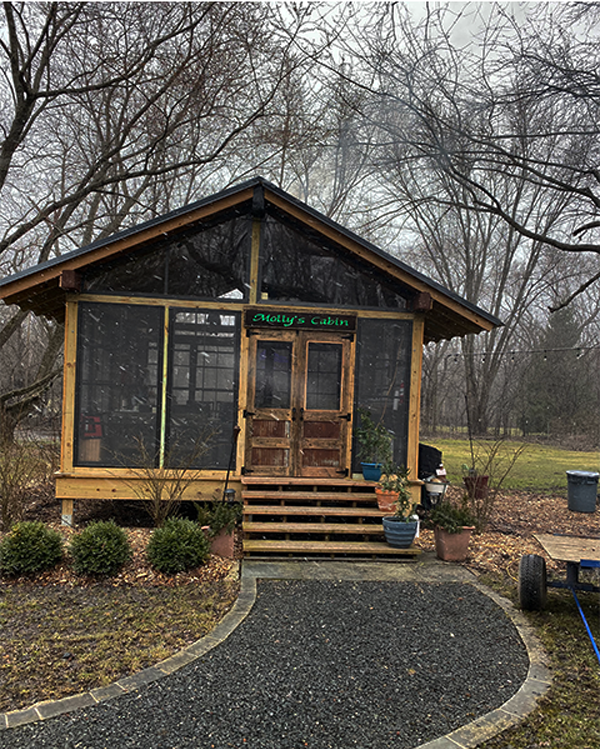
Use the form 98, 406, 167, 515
242, 477, 372, 487
243, 538, 420, 556
243, 521, 384, 535
242, 504, 385, 518
242, 490, 377, 502
240, 477, 405, 558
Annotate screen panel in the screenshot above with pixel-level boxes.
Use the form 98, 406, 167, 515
167, 310, 240, 468
75, 302, 163, 466
353, 319, 413, 471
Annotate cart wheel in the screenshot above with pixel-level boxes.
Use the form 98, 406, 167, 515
518, 554, 547, 611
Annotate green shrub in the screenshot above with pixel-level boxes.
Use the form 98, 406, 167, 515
147, 517, 210, 574
0, 521, 63, 576
69, 520, 133, 576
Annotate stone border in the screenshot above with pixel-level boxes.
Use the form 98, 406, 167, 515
0, 559, 552, 748
0, 571, 257, 730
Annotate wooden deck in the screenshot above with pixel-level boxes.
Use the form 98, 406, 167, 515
534, 533, 600, 564
242, 477, 421, 559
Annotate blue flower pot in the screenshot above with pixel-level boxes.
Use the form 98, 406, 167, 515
382, 518, 418, 549
361, 462, 382, 481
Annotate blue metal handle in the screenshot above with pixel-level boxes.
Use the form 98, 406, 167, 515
570, 586, 600, 667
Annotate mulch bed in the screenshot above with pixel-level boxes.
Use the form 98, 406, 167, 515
5, 485, 598, 588
417, 487, 599, 580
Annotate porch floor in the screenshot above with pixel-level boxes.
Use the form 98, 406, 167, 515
241, 476, 421, 559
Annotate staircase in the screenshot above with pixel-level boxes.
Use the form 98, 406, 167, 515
242, 477, 421, 559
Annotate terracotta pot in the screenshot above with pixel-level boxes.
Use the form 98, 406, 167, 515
201, 526, 235, 558
434, 526, 474, 562
375, 488, 398, 512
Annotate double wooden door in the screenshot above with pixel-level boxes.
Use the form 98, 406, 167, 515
245, 330, 353, 477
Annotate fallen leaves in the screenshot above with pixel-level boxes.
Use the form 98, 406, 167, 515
417, 488, 599, 578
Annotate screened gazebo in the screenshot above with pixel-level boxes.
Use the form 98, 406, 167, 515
0, 177, 501, 556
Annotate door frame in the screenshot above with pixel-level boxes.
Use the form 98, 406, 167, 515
244, 328, 355, 477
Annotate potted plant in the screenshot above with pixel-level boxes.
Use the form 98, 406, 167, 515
195, 497, 242, 559
380, 466, 419, 549
429, 499, 475, 562
374, 461, 405, 512
355, 408, 393, 481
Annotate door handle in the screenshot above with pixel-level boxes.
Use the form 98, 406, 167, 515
299, 407, 304, 421
340, 413, 352, 421
291, 407, 297, 421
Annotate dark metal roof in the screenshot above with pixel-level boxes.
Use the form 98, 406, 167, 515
0, 176, 502, 341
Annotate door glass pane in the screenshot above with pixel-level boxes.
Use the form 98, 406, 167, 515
255, 341, 292, 409
306, 343, 342, 411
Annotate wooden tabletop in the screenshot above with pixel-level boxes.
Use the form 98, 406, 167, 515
534, 533, 600, 563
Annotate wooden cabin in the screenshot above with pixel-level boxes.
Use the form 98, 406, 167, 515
0, 177, 501, 557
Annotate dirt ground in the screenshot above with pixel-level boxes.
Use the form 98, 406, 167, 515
12, 483, 600, 586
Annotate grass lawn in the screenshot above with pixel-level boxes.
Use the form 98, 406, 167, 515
428, 437, 600, 493
478, 576, 600, 749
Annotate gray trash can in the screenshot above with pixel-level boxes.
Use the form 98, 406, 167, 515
566, 470, 599, 513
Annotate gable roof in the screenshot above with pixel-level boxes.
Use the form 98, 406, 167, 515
0, 176, 501, 342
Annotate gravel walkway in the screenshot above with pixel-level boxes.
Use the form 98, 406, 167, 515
0, 579, 529, 749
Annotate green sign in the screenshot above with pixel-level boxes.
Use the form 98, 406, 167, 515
245, 309, 356, 331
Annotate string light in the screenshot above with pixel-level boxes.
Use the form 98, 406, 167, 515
445, 344, 600, 360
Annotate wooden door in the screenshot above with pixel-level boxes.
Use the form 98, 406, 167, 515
295, 333, 352, 477
245, 332, 295, 476
245, 330, 353, 477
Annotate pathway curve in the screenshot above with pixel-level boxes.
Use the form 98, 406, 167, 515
0, 557, 551, 749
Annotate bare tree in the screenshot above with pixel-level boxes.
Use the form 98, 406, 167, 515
310, 3, 600, 434
0, 2, 319, 440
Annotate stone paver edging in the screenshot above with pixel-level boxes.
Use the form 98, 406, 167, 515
0, 557, 552, 749
0, 568, 257, 731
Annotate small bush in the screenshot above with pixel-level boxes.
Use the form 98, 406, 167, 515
69, 520, 133, 576
147, 517, 209, 574
0, 521, 63, 576
0, 438, 59, 532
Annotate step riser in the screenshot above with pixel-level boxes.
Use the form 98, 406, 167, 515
241, 479, 415, 558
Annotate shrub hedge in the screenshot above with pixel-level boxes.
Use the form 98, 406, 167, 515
0, 521, 63, 576
69, 520, 133, 576
147, 517, 209, 574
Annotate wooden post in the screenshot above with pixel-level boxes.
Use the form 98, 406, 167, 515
248, 218, 261, 305
159, 308, 170, 467
61, 499, 74, 527
61, 300, 78, 471
407, 316, 425, 503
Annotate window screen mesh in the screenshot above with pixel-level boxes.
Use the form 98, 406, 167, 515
84, 206, 251, 300
353, 319, 412, 471
75, 303, 163, 466
261, 210, 410, 309
167, 310, 240, 468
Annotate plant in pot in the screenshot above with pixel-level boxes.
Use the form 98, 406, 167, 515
375, 461, 406, 512
195, 496, 243, 559
429, 498, 476, 562
355, 408, 393, 481
380, 466, 419, 549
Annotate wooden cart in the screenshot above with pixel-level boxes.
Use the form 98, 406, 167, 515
518, 533, 600, 611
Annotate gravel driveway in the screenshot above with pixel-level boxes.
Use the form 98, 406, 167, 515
0, 579, 529, 749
